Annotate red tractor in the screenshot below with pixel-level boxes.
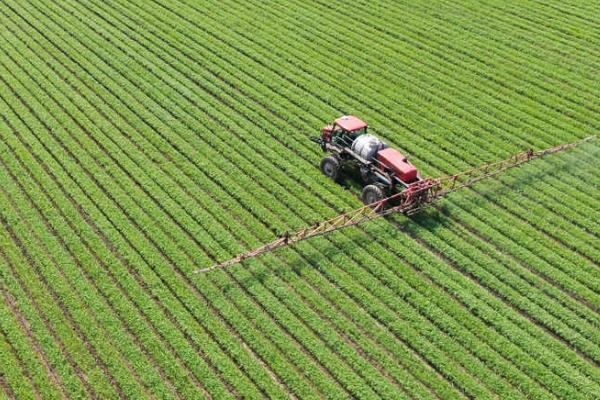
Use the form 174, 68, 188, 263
312, 115, 423, 205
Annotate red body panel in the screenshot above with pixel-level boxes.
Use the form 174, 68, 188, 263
334, 115, 368, 132
377, 148, 418, 182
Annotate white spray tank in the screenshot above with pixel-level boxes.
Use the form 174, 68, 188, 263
351, 134, 393, 186
351, 134, 386, 160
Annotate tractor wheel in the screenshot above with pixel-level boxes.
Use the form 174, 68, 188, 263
361, 184, 386, 205
320, 156, 341, 181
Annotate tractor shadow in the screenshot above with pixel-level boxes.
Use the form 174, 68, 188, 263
336, 164, 366, 191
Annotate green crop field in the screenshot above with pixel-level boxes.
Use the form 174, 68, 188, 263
1, 0, 599, 398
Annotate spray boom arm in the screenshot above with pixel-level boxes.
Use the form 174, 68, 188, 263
195, 136, 595, 274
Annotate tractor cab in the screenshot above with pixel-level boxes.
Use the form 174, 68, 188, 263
322, 115, 368, 145
314, 115, 423, 205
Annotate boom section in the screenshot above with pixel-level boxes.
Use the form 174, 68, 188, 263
195, 136, 595, 274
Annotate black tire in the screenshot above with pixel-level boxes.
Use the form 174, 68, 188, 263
320, 156, 341, 181
361, 184, 386, 205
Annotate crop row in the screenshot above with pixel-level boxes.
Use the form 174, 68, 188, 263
2, 0, 599, 398
138, 0, 596, 231
0, 7, 516, 398
0, 29, 284, 398
0, 10, 398, 398
0, 117, 188, 395
330, 0, 600, 118
427, 198, 600, 362
0, 109, 226, 400
397, 0, 600, 76
77, 0, 596, 272
0, 298, 44, 400
204, 0, 596, 255
0, 17, 472, 398
32, 8, 592, 396
52, 0, 592, 382
25, 0, 600, 390
210, 0, 597, 149
84, 0, 600, 390
203, 0, 600, 274
0, 40, 302, 400
95, 0, 600, 338
0, 191, 125, 399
